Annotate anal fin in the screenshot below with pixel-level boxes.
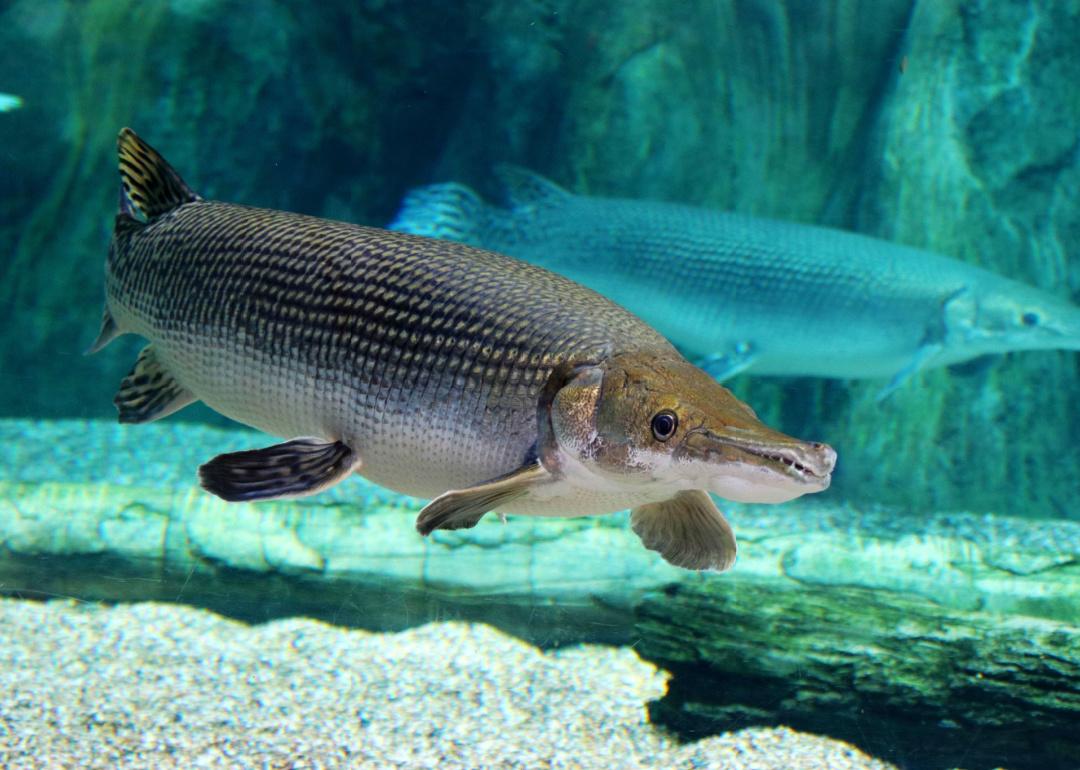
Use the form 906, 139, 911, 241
631, 490, 737, 572
86, 306, 120, 355
199, 438, 359, 502
115, 344, 195, 423
416, 462, 551, 535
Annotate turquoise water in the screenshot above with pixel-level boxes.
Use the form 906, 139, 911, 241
1, 2, 1078, 769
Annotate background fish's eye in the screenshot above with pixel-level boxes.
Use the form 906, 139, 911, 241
1021, 311, 1040, 327
650, 410, 678, 441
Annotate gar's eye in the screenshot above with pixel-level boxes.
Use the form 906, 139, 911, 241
651, 410, 678, 441
1021, 311, 1040, 327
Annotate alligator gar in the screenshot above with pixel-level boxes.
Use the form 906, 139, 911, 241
90, 129, 836, 572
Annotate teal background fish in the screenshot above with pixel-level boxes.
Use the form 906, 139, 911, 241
1, 2, 1080, 769
391, 169, 1080, 396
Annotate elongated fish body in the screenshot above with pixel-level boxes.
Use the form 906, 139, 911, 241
93, 130, 837, 572
392, 171, 1080, 391
105, 197, 668, 507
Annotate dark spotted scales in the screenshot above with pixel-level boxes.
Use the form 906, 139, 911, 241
103, 129, 676, 504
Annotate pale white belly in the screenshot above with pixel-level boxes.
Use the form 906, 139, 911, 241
497, 485, 669, 517
137, 323, 575, 507
501, 448, 682, 517
127, 318, 686, 519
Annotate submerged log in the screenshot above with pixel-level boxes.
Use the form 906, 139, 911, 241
637, 576, 1080, 770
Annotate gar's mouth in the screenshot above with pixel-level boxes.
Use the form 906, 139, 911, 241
752, 448, 829, 480
683, 432, 837, 485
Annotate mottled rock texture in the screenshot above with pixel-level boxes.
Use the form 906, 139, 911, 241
840, 0, 1080, 518
0, 0, 1077, 521
0, 0, 480, 419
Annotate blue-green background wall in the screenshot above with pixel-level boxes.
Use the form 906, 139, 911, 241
1, 0, 1077, 519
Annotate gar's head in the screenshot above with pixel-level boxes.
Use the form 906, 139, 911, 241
942, 279, 1080, 364
545, 353, 836, 503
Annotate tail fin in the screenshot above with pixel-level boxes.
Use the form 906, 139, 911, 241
389, 182, 497, 247
116, 128, 199, 221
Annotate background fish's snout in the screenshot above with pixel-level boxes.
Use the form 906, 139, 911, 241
1051, 306, 1080, 350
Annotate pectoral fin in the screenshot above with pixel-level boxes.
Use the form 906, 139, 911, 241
199, 438, 359, 502
879, 287, 973, 400
416, 462, 551, 535
877, 342, 942, 401
114, 344, 195, 423
631, 490, 737, 571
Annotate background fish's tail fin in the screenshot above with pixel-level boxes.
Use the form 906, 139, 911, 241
390, 182, 512, 248
117, 127, 200, 221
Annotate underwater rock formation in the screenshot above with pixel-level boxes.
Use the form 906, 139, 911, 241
3, 419, 1080, 770
840, 0, 1080, 522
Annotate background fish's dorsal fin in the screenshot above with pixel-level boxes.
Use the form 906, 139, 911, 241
116, 127, 200, 221
493, 165, 570, 210
389, 183, 489, 246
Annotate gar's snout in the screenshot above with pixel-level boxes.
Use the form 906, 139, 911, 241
677, 421, 837, 504
686, 430, 834, 483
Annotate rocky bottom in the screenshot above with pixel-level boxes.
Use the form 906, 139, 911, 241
0, 598, 904, 770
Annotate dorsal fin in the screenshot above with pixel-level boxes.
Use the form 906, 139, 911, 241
493, 165, 570, 209
116, 127, 199, 220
